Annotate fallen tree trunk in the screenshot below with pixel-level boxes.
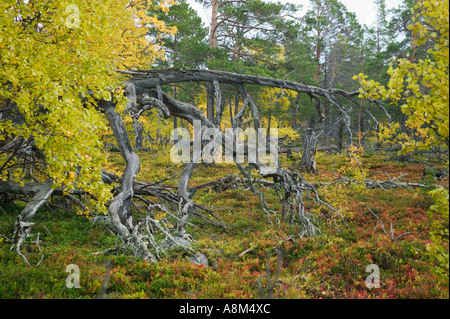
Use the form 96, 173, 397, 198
0, 181, 84, 196
128, 69, 359, 99
314, 174, 434, 190
279, 145, 340, 155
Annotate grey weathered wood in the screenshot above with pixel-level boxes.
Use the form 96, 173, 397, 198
17, 179, 54, 222
101, 99, 138, 234
100, 89, 157, 262
129, 69, 357, 99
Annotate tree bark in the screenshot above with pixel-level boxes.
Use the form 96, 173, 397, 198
133, 121, 144, 150
300, 115, 321, 175
173, 84, 178, 130
100, 85, 140, 235
209, 0, 219, 49
100, 89, 159, 262
206, 82, 215, 123
130, 69, 360, 104
102, 100, 139, 234
10, 179, 53, 264
121, 68, 376, 235
14, 180, 53, 224
336, 120, 345, 152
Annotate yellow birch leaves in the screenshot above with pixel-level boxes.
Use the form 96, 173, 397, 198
0, 0, 176, 212
354, 0, 449, 155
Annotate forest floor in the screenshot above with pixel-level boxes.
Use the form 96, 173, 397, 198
0, 147, 448, 299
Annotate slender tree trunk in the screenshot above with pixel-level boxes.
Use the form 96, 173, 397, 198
358, 105, 365, 147
397, 112, 411, 161
410, 26, 419, 64
206, 82, 215, 122
291, 93, 299, 130
266, 110, 271, 139
337, 121, 344, 152
377, 27, 381, 55
314, 66, 321, 85
314, 5, 322, 85
375, 122, 381, 150
234, 95, 240, 127
103, 103, 138, 232
101, 89, 157, 262
209, 0, 219, 49
173, 84, 178, 130
321, 104, 328, 147
266, 111, 272, 155
206, 0, 219, 122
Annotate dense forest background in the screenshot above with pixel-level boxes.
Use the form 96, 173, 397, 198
0, 0, 448, 299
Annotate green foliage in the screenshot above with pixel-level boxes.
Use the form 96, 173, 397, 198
356, 0, 449, 155
426, 187, 449, 285
0, 0, 448, 300
302, 0, 363, 85
150, 0, 210, 69
354, 0, 449, 285
0, 0, 176, 213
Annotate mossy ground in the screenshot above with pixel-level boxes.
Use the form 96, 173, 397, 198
0, 148, 448, 299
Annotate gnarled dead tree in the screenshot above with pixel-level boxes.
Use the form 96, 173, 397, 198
116, 68, 384, 244
1, 68, 391, 263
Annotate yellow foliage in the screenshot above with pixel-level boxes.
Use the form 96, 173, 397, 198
355, 0, 449, 283
0, 0, 177, 213
355, 0, 449, 154
338, 145, 368, 194
258, 87, 295, 112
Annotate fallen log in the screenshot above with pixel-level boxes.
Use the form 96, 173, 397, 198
313, 174, 434, 190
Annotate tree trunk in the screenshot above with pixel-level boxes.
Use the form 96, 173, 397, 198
300, 115, 321, 174
337, 121, 345, 152
357, 105, 365, 147
301, 130, 319, 175
206, 82, 215, 123
13, 179, 53, 224
397, 112, 412, 161
133, 121, 144, 150
209, 0, 219, 49
206, 0, 219, 123
173, 84, 178, 130
234, 95, 240, 127
321, 103, 330, 147
102, 90, 161, 261
101, 97, 139, 234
